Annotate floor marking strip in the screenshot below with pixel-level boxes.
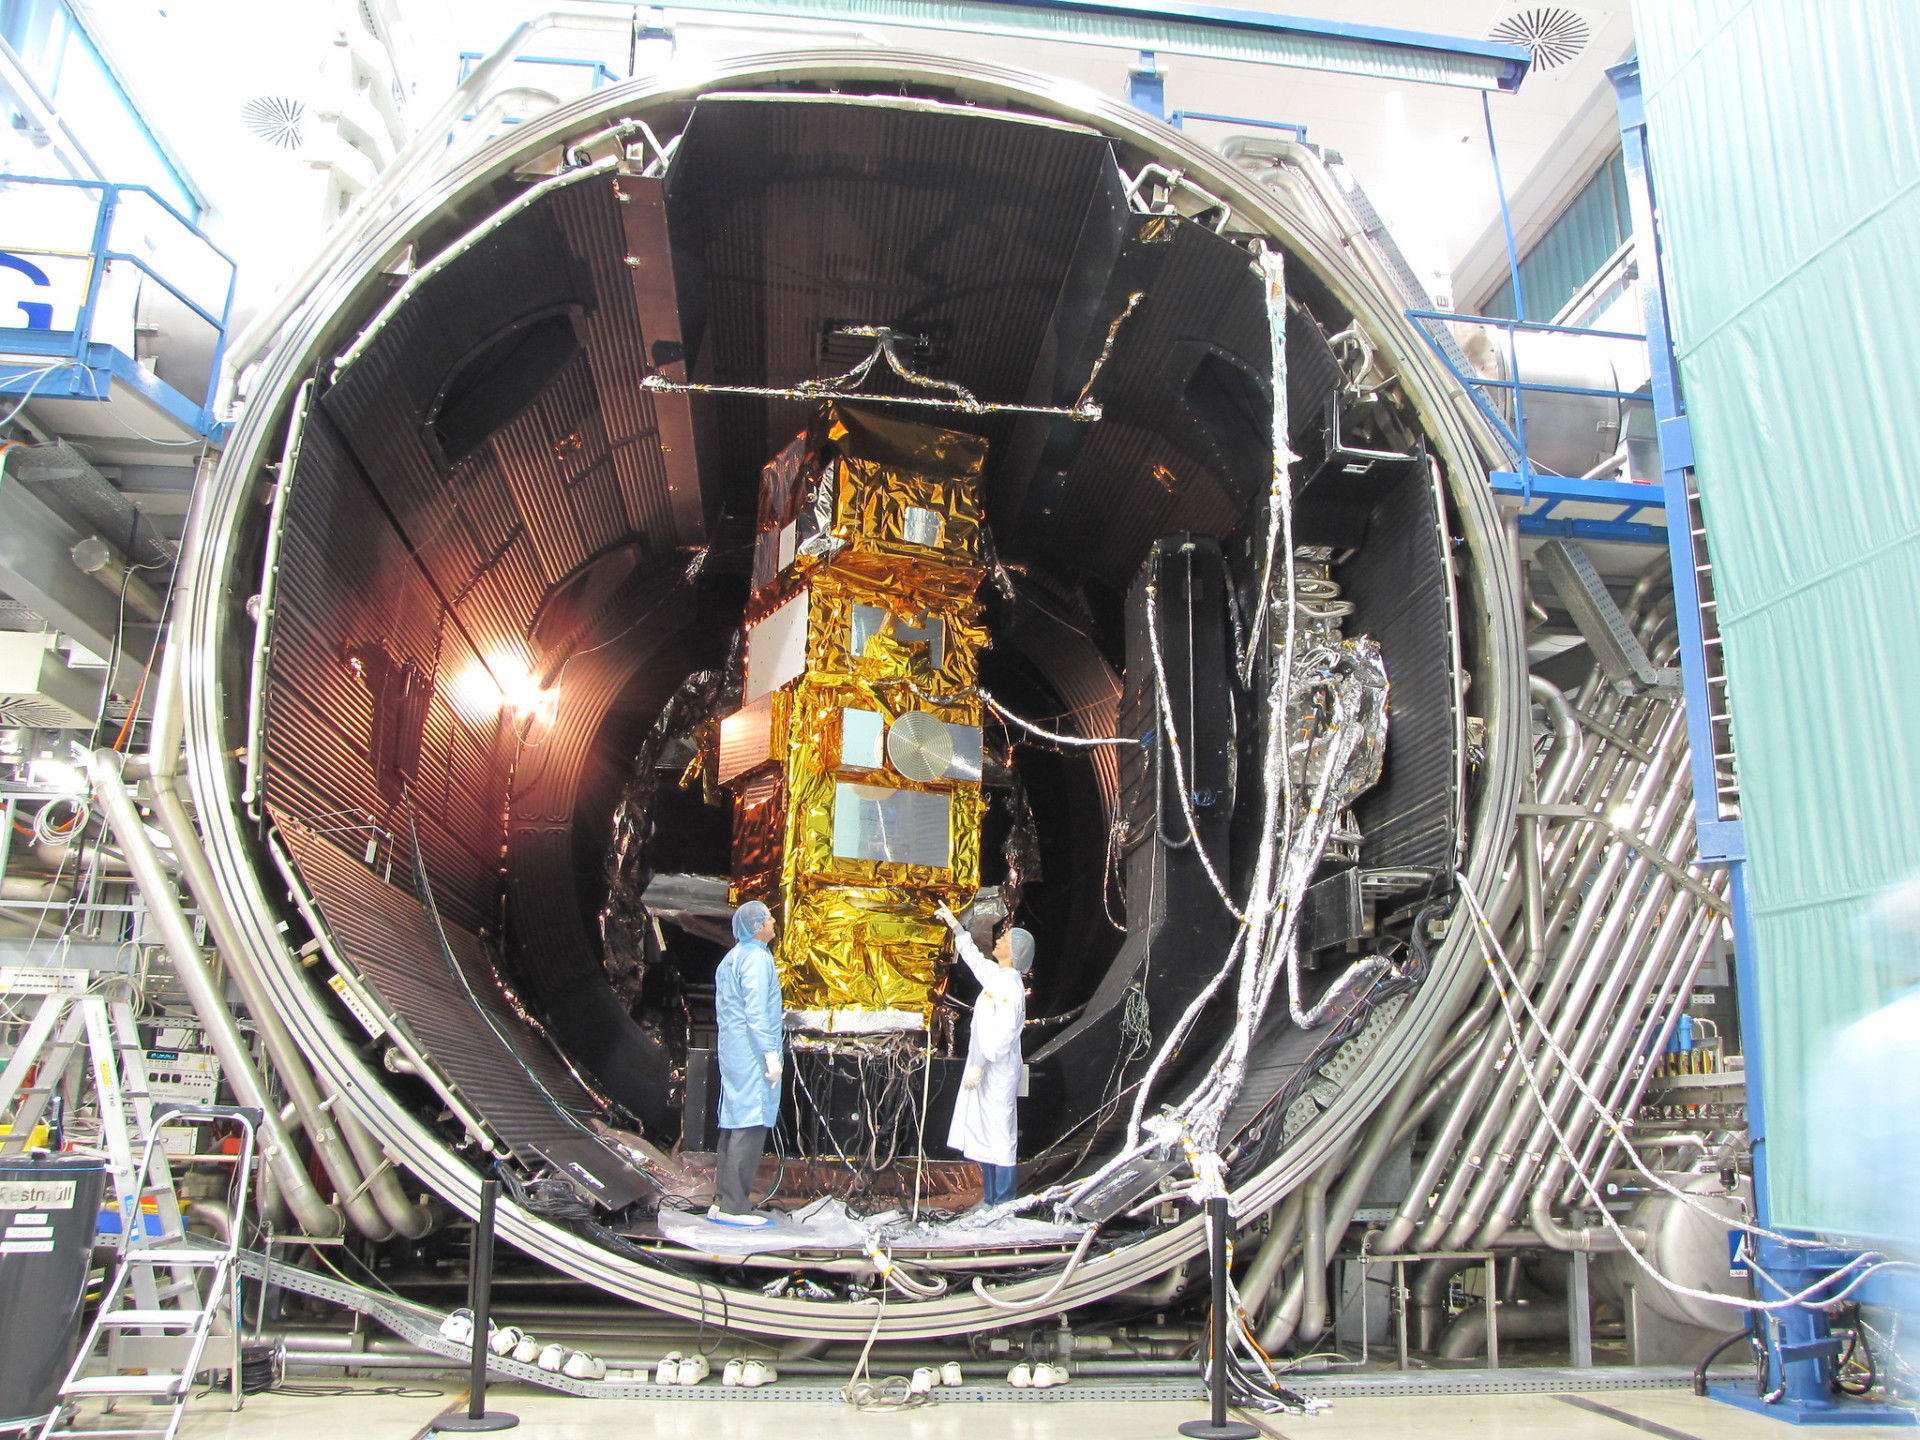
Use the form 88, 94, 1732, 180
1556, 1393, 1705, 1440
1231, 1404, 1293, 1440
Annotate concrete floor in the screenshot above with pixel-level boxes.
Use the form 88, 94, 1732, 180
163, 1381, 1920, 1440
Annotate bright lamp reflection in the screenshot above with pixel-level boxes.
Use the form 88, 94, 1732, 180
449, 651, 557, 729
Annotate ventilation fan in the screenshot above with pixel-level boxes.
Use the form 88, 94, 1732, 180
241, 95, 306, 150
1486, 5, 1593, 70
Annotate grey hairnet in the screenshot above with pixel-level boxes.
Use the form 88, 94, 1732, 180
1008, 927, 1035, 974
732, 900, 771, 943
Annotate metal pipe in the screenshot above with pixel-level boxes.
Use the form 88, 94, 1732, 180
1414, 668, 1716, 1255
255, 1148, 292, 1229
1395, 682, 1591, 1133
1381, 1026, 1504, 1252
1445, 875, 1675, 1247
1236, 1190, 1303, 1320
1418, 876, 1534, 1087
1528, 1187, 1641, 1252
1379, 863, 1540, 1252
1235, 1064, 1434, 1354
1567, 703, 1655, 764
185, 1198, 232, 1243
1402, 691, 1671, 1251
1289, 1054, 1428, 1329
1432, 708, 1688, 1249
1483, 824, 1702, 1243
1529, 676, 1581, 803
1567, 899, 1727, 1196
86, 746, 343, 1237
1258, 1159, 1336, 1351
1456, 716, 1695, 1245
1390, 1045, 1475, 1149
1110, 1257, 1194, 1310
338, 1105, 435, 1238
0, 875, 71, 901
1409, 1257, 1474, 1352
70, 534, 165, 621
1517, 827, 1711, 1221
1437, 1295, 1565, 1358
1549, 760, 1714, 1198
1579, 445, 1630, 482
1295, 1171, 1330, 1346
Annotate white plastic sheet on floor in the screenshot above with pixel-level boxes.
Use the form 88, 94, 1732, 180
655, 1196, 1086, 1255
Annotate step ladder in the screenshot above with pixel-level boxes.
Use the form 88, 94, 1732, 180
0, 973, 188, 1286
38, 1104, 259, 1440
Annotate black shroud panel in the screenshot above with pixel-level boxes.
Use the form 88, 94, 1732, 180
665, 97, 1124, 511
263, 177, 705, 1166
277, 819, 653, 1208
1343, 460, 1461, 884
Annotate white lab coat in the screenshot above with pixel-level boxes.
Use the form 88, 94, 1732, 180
945, 930, 1026, 1167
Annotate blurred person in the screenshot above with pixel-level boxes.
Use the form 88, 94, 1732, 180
1805, 874, 1920, 1258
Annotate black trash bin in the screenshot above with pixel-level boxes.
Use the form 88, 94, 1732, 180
0, 1156, 108, 1431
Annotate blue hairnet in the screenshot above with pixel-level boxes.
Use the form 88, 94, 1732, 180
1008, 927, 1035, 974
732, 900, 771, 943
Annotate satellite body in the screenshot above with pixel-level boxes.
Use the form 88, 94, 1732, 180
720, 404, 989, 1028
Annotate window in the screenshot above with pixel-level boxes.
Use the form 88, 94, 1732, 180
1480, 149, 1631, 325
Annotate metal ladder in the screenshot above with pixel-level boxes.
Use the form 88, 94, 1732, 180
0, 973, 186, 1285
38, 1105, 259, 1440
1683, 470, 1741, 821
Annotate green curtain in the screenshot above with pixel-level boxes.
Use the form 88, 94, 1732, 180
1631, 0, 1920, 1242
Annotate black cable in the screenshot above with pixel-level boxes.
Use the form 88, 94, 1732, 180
1833, 1306, 1877, 1397
197, 1345, 443, 1399
1692, 1324, 1755, 1396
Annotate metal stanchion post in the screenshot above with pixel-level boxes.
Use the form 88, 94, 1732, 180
434, 1180, 518, 1432
1179, 1196, 1258, 1440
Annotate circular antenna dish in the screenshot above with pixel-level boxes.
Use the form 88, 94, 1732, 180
886, 711, 954, 782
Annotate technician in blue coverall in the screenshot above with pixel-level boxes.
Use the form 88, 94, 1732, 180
710, 900, 784, 1228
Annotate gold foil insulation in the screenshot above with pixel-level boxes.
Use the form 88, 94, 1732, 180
726, 404, 988, 1020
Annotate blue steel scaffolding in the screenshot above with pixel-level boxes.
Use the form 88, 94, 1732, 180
0, 174, 235, 441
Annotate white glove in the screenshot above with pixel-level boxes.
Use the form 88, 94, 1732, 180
765, 1054, 783, 1087
963, 1066, 982, 1091
933, 902, 958, 928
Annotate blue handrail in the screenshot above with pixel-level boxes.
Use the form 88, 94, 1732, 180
0, 174, 235, 436
1404, 309, 1644, 344
1402, 307, 1653, 502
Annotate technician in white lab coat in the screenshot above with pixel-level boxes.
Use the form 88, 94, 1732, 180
934, 904, 1032, 1208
